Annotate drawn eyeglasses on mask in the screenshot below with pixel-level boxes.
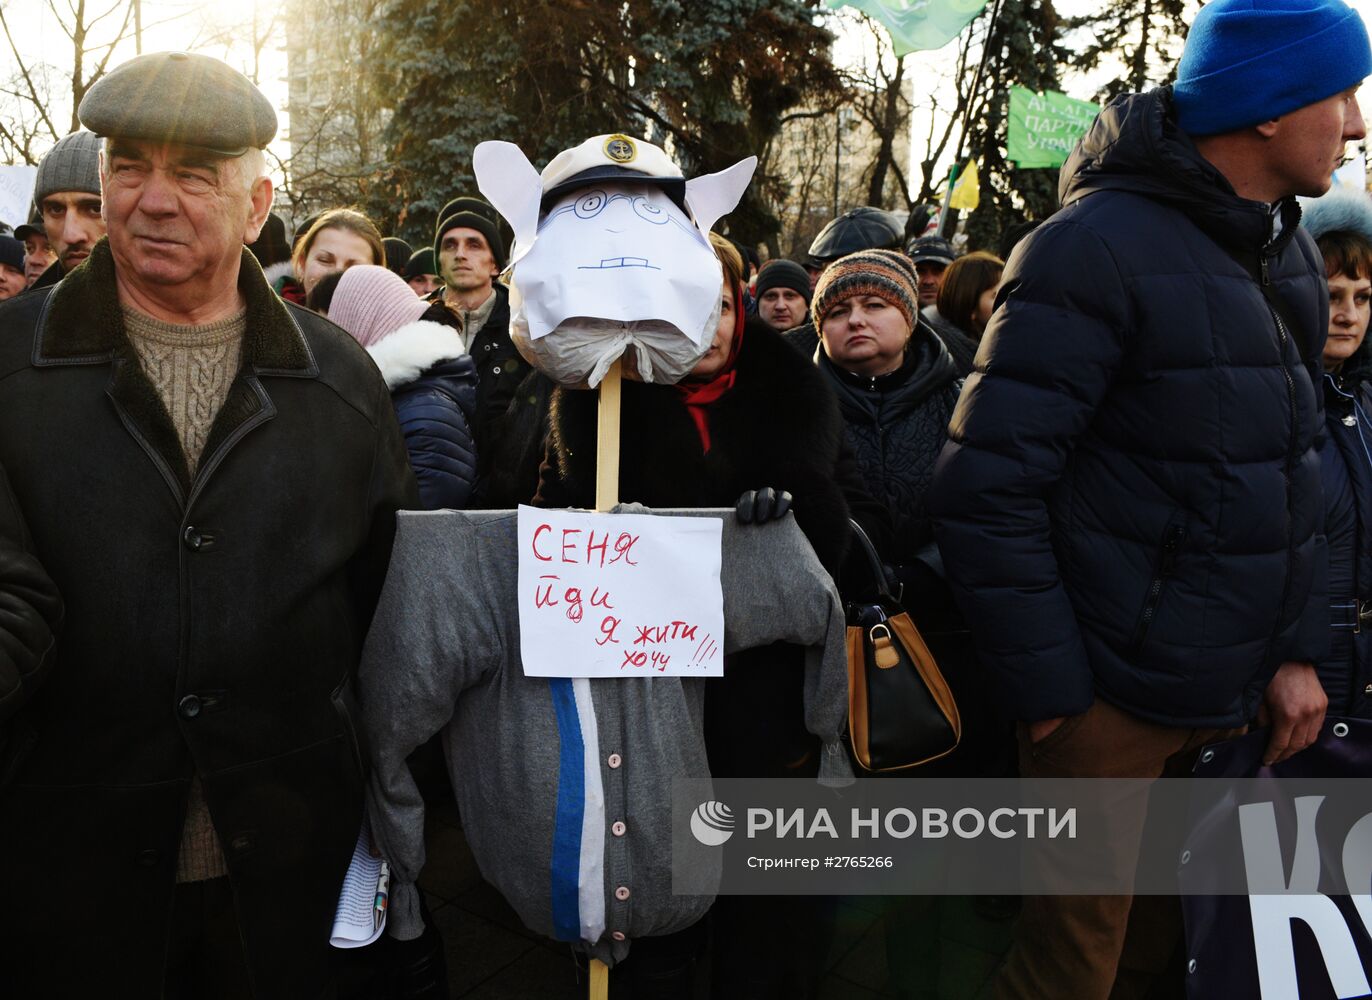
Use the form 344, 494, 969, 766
539, 189, 704, 272
471, 138, 757, 387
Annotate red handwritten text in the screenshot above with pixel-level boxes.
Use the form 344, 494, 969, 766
535, 575, 616, 625
632, 621, 699, 646
596, 616, 622, 646
531, 525, 641, 568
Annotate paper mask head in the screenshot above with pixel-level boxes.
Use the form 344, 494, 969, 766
473, 135, 757, 387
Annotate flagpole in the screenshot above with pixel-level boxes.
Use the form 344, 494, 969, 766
935, 163, 959, 239
937, 0, 1005, 238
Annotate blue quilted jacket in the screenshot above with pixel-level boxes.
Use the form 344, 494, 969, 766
367, 319, 478, 510
1318, 365, 1372, 719
929, 88, 1330, 727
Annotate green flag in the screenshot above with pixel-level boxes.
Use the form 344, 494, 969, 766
1006, 86, 1101, 169
829, 0, 990, 55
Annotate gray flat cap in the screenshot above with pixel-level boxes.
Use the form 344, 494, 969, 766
34, 131, 102, 205
78, 51, 276, 155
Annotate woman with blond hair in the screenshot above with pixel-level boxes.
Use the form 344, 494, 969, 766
290, 208, 386, 300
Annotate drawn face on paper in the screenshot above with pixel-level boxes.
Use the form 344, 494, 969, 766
514, 183, 723, 345
472, 140, 757, 385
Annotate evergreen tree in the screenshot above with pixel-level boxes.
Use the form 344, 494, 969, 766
1066, 0, 1189, 102
958, 0, 1069, 250
366, 0, 842, 247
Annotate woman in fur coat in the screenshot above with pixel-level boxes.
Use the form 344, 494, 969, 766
327, 265, 479, 510
535, 234, 851, 998
1301, 185, 1372, 721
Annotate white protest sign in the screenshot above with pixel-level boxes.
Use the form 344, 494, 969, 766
0, 166, 36, 229
517, 505, 724, 677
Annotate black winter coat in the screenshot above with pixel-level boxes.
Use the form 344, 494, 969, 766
536, 318, 852, 774
929, 88, 1329, 728
820, 328, 961, 568
537, 317, 850, 572
0, 241, 416, 997
26, 259, 62, 293
1318, 365, 1372, 719
822, 322, 1013, 778
0, 459, 62, 736
477, 366, 555, 507
367, 318, 479, 510
422, 283, 527, 456
919, 305, 979, 377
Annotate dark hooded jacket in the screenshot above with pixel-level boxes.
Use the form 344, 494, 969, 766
919, 304, 979, 376
819, 327, 961, 569
1318, 346, 1372, 718
928, 88, 1329, 728
421, 284, 538, 504
365, 318, 479, 510
421, 284, 524, 441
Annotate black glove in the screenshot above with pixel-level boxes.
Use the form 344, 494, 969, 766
735, 487, 793, 525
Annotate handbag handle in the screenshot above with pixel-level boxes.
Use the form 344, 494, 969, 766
848, 518, 901, 603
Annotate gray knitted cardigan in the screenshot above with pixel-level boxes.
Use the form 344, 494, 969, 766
359, 507, 852, 964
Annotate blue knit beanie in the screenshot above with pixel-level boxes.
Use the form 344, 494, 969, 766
1174, 0, 1372, 136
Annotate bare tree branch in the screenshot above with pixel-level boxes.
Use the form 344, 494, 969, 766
0, 10, 61, 142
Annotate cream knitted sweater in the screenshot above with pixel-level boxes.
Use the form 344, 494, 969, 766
124, 304, 245, 883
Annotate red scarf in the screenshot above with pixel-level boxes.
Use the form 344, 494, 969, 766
676, 285, 745, 453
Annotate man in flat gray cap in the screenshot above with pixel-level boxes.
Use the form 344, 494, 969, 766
0, 51, 415, 998
27, 129, 105, 290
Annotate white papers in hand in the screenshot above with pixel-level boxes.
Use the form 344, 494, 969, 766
330, 825, 387, 949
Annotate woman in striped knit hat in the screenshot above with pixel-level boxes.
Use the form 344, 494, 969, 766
813, 247, 1016, 992
812, 248, 966, 609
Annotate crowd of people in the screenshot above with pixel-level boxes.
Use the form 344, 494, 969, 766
1, 0, 1372, 996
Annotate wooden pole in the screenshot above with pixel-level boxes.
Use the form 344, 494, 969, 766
594, 360, 622, 513
589, 955, 610, 999
588, 356, 622, 998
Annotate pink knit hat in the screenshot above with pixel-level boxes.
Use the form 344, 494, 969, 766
328, 265, 430, 348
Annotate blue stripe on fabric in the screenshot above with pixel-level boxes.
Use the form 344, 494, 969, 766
548, 677, 585, 943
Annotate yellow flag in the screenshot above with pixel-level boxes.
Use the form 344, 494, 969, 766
948, 160, 980, 211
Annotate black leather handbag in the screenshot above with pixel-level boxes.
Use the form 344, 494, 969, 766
844, 519, 961, 772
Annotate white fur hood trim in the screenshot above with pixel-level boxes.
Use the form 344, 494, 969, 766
367, 320, 470, 390
262, 261, 294, 286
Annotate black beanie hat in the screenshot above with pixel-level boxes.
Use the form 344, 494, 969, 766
382, 236, 412, 277
755, 259, 812, 305
0, 235, 23, 272
248, 213, 290, 268
434, 196, 507, 270
291, 212, 322, 252
404, 247, 437, 281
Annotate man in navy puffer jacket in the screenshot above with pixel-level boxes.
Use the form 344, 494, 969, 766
928, 0, 1370, 995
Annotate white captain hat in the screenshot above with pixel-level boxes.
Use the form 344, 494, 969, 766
539, 133, 687, 211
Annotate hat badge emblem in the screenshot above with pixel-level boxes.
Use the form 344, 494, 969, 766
604, 135, 637, 163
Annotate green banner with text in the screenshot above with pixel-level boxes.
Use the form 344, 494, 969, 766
1007, 86, 1100, 169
